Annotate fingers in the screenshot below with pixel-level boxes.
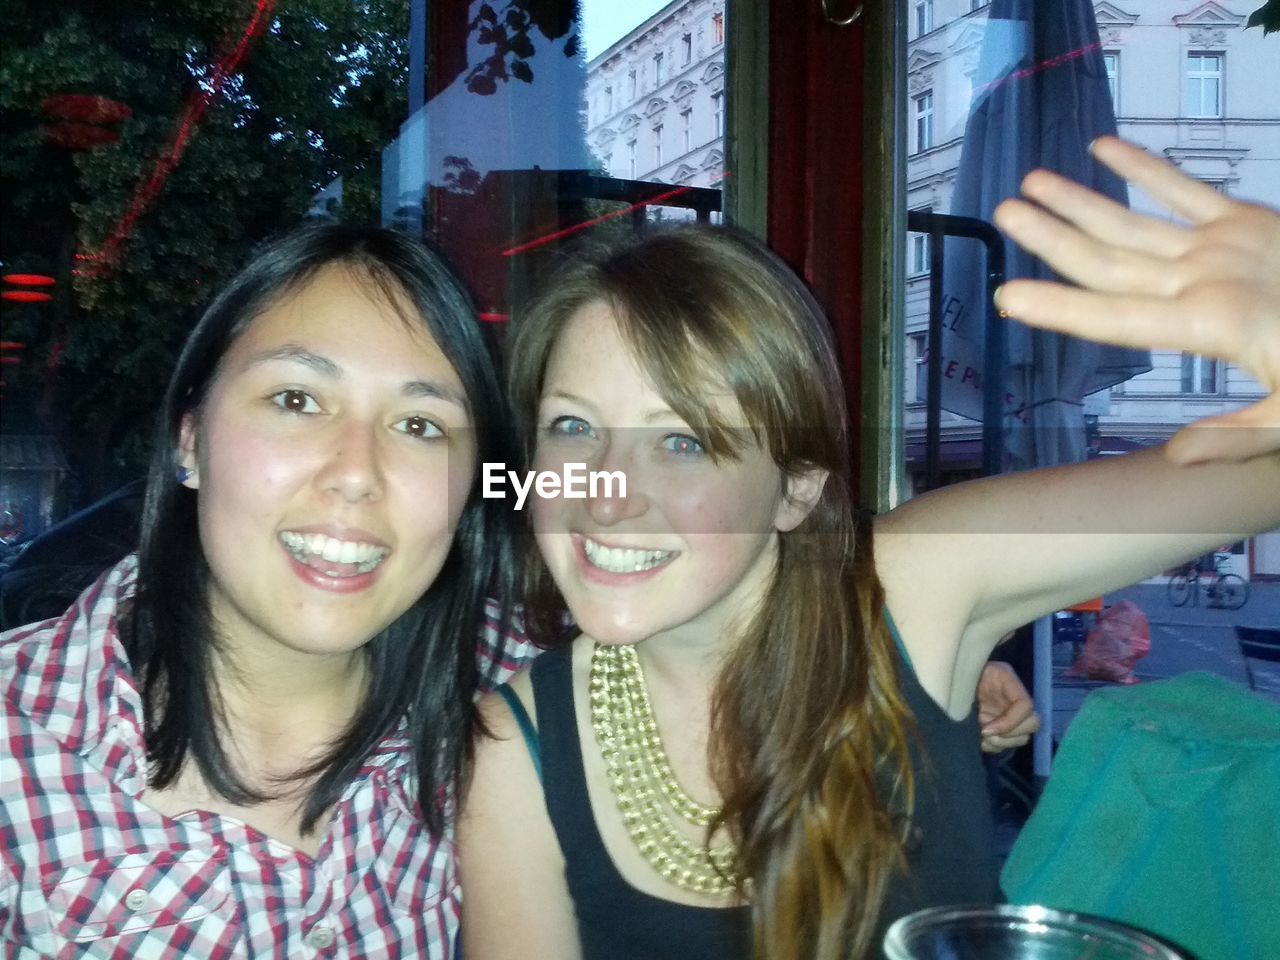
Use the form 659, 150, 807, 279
981, 706, 1041, 752
994, 198, 1176, 295
994, 281, 1223, 358
1015, 168, 1190, 259
1088, 136, 1233, 226
1165, 400, 1280, 464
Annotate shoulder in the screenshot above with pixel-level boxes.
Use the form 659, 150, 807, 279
476, 598, 542, 696
1, 556, 140, 751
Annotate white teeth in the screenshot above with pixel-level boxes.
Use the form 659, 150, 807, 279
280, 532, 388, 572
582, 538, 673, 573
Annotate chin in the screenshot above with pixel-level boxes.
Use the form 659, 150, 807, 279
570, 606, 658, 646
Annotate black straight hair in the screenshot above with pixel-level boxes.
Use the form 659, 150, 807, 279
126, 224, 517, 834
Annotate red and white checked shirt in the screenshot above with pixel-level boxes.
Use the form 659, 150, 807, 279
0, 556, 536, 959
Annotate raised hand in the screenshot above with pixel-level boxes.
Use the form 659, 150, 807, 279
992, 135, 1280, 464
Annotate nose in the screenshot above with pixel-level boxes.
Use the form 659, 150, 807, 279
316, 418, 386, 503
584, 442, 649, 526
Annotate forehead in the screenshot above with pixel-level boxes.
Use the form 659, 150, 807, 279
221, 264, 459, 383
544, 301, 742, 421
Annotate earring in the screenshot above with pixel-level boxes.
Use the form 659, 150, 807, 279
176, 465, 194, 484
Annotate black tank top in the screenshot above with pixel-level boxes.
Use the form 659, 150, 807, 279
509, 632, 1000, 959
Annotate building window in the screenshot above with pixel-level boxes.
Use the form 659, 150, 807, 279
1185, 52, 1223, 118
628, 69, 637, 100
653, 51, 664, 85
602, 153, 612, 173
653, 124, 663, 167
908, 332, 928, 403
1103, 52, 1119, 111
1181, 354, 1220, 394
681, 107, 692, 152
627, 140, 637, 179
712, 91, 724, 137
713, 12, 724, 46
911, 233, 930, 275
682, 33, 692, 65
604, 85, 613, 116
968, 0, 987, 10
914, 0, 933, 37
913, 91, 934, 153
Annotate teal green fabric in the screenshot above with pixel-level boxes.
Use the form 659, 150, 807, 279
1002, 672, 1280, 960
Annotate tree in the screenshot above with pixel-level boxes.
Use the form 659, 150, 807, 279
1247, 0, 1280, 34
0, 0, 409, 499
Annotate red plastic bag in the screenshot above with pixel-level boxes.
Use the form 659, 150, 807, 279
1067, 600, 1151, 684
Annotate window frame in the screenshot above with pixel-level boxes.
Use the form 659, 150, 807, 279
1181, 353, 1222, 394
913, 90, 934, 154
1185, 51, 1224, 119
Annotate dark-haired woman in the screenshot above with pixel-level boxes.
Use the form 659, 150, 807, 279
0, 226, 533, 956
458, 138, 1280, 958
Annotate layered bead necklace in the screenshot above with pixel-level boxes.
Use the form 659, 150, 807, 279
589, 642, 739, 895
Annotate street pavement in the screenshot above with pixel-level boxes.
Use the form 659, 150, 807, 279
1048, 580, 1280, 745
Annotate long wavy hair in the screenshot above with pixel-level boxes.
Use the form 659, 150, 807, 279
509, 226, 915, 958
127, 224, 516, 835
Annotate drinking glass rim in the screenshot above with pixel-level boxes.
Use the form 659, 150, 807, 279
883, 903, 1192, 959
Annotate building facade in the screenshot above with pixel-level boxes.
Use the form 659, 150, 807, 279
905, 0, 1280, 573
584, 0, 726, 188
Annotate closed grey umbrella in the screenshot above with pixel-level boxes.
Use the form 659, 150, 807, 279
936, 0, 1152, 779
939, 0, 1150, 471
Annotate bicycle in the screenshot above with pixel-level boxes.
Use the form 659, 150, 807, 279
1166, 553, 1250, 610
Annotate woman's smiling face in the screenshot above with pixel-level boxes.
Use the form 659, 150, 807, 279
182, 264, 475, 660
531, 300, 811, 648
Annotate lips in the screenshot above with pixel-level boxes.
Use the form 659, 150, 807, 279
581, 536, 675, 574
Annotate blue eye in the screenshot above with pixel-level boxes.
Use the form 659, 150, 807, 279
393, 416, 444, 440
662, 433, 704, 457
271, 389, 321, 414
549, 416, 597, 439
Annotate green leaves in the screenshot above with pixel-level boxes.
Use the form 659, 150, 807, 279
1247, 0, 1280, 34
1, 0, 410, 492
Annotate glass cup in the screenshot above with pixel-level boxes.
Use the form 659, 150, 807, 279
883, 904, 1191, 960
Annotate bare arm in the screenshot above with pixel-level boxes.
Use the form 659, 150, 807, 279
877, 138, 1280, 717
458, 673, 582, 960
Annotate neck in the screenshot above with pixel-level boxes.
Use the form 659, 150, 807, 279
210, 639, 368, 771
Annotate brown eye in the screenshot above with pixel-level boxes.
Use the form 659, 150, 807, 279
270, 389, 320, 414
394, 415, 443, 440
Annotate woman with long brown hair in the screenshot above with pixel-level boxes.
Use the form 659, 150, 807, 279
458, 138, 1280, 958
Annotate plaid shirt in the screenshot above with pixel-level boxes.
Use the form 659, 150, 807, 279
0, 556, 536, 959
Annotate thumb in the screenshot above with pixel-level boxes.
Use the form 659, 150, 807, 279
1165, 398, 1280, 464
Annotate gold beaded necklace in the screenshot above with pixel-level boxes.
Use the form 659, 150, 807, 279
589, 642, 739, 895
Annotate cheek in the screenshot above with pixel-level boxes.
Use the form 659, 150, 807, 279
201, 423, 313, 511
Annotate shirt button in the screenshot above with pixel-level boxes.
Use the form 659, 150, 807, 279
124, 888, 149, 911
308, 925, 336, 949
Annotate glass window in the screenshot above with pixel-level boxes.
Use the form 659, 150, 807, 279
1104, 52, 1119, 111
913, 91, 933, 153
653, 124, 663, 167
1181, 354, 1220, 394
627, 139, 637, 178
628, 69, 637, 100
713, 12, 724, 46
682, 33, 692, 65
914, 0, 933, 38
1186, 52, 1223, 118
911, 232, 929, 275
654, 51, 664, 85
712, 91, 724, 136
682, 107, 692, 152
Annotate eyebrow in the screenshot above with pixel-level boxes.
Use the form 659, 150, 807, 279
543, 390, 684, 425
249, 344, 469, 410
